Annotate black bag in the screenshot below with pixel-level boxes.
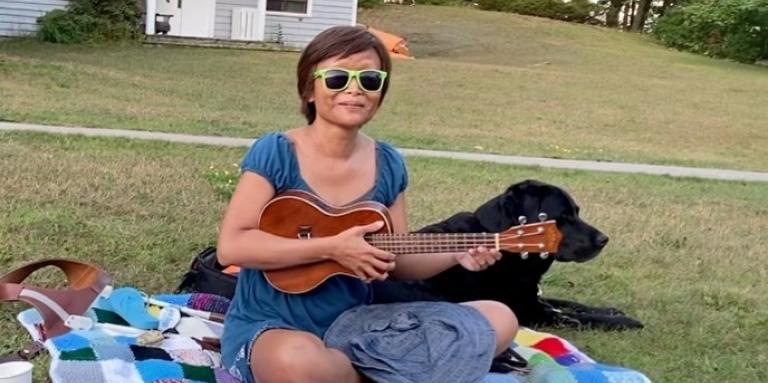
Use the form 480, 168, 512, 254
176, 247, 237, 299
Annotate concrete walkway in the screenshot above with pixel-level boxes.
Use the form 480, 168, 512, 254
3, 121, 768, 183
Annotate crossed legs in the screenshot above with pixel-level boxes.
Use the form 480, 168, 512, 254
249, 300, 518, 383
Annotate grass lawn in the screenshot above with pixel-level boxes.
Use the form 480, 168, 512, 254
2, 132, 767, 382
2, 5, 768, 171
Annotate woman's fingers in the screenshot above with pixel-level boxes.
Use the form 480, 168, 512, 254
369, 256, 396, 272
359, 220, 385, 234
360, 263, 389, 282
374, 248, 396, 262
457, 252, 482, 271
462, 246, 502, 271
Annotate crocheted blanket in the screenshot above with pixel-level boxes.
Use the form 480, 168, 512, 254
16, 292, 651, 383
17, 293, 237, 383
502, 328, 652, 383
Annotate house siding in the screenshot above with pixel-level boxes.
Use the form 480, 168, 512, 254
213, 0, 353, 46
265, 0, 354, 47
1, 0, 353, 44
0, 0, 68, 37
213, 0, 260, 39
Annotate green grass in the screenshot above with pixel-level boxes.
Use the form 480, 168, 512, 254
2, 132, 768, 382
2, 5, 768, 171
1, 6, 767, 381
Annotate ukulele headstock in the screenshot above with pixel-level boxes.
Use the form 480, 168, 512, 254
498, 219, 562, 259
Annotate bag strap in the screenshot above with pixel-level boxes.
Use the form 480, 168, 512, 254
0, 259, 112, 340
490, 348, 529, 374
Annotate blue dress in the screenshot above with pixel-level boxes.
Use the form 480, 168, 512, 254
221, 132, 408, 382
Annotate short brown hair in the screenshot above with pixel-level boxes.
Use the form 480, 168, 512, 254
297, 26, 392, 124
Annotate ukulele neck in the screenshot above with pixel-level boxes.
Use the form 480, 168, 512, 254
364, 233, 498, 254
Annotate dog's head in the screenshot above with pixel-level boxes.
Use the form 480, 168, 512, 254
473, 179, 608, 263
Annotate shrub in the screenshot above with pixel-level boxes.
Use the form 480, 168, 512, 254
37, 0, 142, 43
37, 10, 96, 43
476, 0, 598, 23
653, 0, 768, 63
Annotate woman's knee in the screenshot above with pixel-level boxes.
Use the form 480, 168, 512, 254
249, 330, 332, 383
464, 300, 519, 352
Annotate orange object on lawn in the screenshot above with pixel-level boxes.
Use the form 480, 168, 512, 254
366, 26, 414, 59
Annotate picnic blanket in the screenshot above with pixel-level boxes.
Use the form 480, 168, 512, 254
16, 291, 651, 383
507, 328, 651, 383
16, 293, 237, 383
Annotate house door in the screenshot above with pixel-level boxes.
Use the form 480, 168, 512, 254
179, 0, 216, 38
155, 0, 215, 38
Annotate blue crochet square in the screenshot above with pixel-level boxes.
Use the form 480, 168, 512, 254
80, 330, 116, 346
51, 333, 91, 352
92, 342, 135, 362
114, 336, 137, 345
568, 363, 611, 383
54, 360, 106, 383
135, 359, 185, 381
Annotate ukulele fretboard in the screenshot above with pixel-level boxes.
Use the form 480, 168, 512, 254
365, 233, 497, 254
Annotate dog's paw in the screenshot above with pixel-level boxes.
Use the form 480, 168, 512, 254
551, 313, 585, 329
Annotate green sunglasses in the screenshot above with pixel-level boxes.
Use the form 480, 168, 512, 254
313, 68, 388, 93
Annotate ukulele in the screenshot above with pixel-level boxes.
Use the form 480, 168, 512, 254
260, 190, 562, 294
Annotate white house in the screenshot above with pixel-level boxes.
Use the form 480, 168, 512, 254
0, 0, 68, 37
0, 0, 359, 47
146, 0, 358, 46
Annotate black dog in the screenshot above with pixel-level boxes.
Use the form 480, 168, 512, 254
373, 179, 643, 330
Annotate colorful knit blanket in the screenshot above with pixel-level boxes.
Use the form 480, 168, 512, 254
16, 292, 651, 383
17, 293, 237, 383
502, 328, 652, 383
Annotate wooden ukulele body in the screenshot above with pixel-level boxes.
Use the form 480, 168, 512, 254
259, 190, 392, 294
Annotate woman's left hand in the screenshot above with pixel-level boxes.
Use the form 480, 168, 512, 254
455, 246, 502, 272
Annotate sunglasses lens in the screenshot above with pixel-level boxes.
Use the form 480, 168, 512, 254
358, 71, 384, 92
323, 70, 350, 91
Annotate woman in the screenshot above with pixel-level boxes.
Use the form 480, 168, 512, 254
218, 26, 519, 383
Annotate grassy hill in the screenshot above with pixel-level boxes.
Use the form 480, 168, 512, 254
2, 6, 768, 383
1, 5, 767, 172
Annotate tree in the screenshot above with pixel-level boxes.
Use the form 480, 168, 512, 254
604, 0, 625, 27
623, 0, 636, 29
630, 0, 652, 31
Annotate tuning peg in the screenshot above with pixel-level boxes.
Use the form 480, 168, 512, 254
539, 252, 549, 259
518, 216, 527, 225
520, 252, 529, 260
538, 212, 548, 221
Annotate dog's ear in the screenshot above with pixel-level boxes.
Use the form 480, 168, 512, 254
474, 199, 506, 232
474, 182, 527, 232
535, 182, 579, 218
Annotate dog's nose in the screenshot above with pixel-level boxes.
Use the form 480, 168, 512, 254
596, 233, 609, 248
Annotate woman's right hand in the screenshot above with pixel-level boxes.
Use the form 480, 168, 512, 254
330, 221, 396, 282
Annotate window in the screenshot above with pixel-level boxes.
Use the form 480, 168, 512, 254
267, 0, 309, 14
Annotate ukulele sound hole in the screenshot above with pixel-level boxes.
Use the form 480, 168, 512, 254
298, 225, 312, 239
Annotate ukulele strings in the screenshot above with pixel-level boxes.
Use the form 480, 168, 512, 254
365, 231, 544, 244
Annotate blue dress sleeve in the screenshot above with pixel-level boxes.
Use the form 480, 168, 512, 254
240, 133, 292, 192
377, 141, 409, 206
